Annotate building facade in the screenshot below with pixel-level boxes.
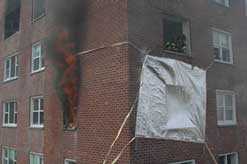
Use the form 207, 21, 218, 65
0, 0, 247, 164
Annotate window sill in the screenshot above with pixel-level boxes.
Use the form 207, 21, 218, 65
213, 1, 229, 8
30, 125, 44, 129
217, 122, 237, 127
31, 67, 45, 75
2, 124, 17, 128
3, 77, 19, 83
161, 49, 192, 58
214, 59, 233, 65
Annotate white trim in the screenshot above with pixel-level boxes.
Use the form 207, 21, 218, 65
169, 159, 195, 164
65, 159, 76, 164
218, 152, 239, 164
30, 152, 44, 164
30, 96, 44, 128
216, 90, 237, 126
3, 55, 19, 81
212, 28, 233, 64
2, 147, 17, 164
31, 42, 45, 73
2, 101, 17, 127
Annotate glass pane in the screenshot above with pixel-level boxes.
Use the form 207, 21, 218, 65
40, 112, 44, 125
214, 47, 221, 60
5, 113, 9, 124
217, 109, 224, 121
225, 95, 233, 106
33, 58, 40, 71
10, 56, 16, 77
225, 109, 233, 121
222, 48, 230, 62
33, 99, 39, 111
217, 94, 224, 106
33, 112, 39, 124
213, 31, 220, 46
40, 98, 44, 111
5, 59, 10, 78
9, 105, 14, 123
218, 156, 225, 164
33, 0, 45, 19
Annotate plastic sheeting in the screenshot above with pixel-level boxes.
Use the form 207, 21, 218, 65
135, 55, 206, 143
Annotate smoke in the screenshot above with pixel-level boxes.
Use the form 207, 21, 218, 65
47, 0, 87, 129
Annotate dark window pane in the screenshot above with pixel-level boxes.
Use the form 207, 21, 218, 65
4, 113, 9, 124
4, 0, 20, 39
218, 156, 225, 164
222, 48, 230, 62
40, 112, 44, 124
33, 99, 39, 111
214, 47, 221, 60
33, 58, 40, 71
33, 112, 39, 124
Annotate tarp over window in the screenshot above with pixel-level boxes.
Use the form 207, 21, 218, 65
135, 55, 206, 143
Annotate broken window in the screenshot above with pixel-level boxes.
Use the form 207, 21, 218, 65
163, 17, 191, 54
218, 153, 239, 164
4, 55, 19, 81
32, 0, 45, 21
4, 0, 21, 39
213, 29, 233, 64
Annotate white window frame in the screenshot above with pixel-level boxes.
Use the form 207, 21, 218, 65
31, 42, 45, 73
214, 0, 230, 7
218, 152, 239, 164
216, 90, 237, 126
169, 159, 195, 164
30, 96, 44, 128
212, 28, 233, 64
65, 159, 76, 164
2, 147, 17, 164
30, 152, 44, 164
4, 55, 19, 81
3, 100, 17, 127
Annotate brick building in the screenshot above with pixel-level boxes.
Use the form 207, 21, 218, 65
0, 0, 247, 164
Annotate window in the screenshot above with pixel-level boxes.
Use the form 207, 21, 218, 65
32, 0, 45, 21
3, 101, 17, 127
216, 90, 236, 126
65, 159, 76, 164
212, 29, 233, 64
30, 153, 44, 164
245, 0, 247, 16
4, 55, 19, 81
218, 153, 239, 164
163, 17, 191, 55
169, 160, 195, 164
2, 147, 17, 164
4, 0, 21, 39
213, 0, 230, 7
32, 42, 45, 73
30, 96, 44, 128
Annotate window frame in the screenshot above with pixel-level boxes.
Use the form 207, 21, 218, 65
163, 16, 192, 56
212, 28, 233, 64
2, 100, 17, 127
4, 54, 19, 82
32, 0, 46, 22
2, 147, 17, 164
29, 152, 44, 164
65, 159, 76, 164
213, 0, 230, 7
169, 159, 196, 164
218, 152, 239, 164
216, 90, 237, 126
30, 96, 44, 128
31, 42, 45, 73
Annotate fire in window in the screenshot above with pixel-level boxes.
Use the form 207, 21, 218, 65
163, 17, 191, 54
4, 0, 21, 39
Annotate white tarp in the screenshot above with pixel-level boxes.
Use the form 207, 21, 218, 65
135, 55, 206, 143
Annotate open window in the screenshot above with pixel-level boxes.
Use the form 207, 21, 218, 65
4, 0, 21, 39
163, 16, 191, 55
